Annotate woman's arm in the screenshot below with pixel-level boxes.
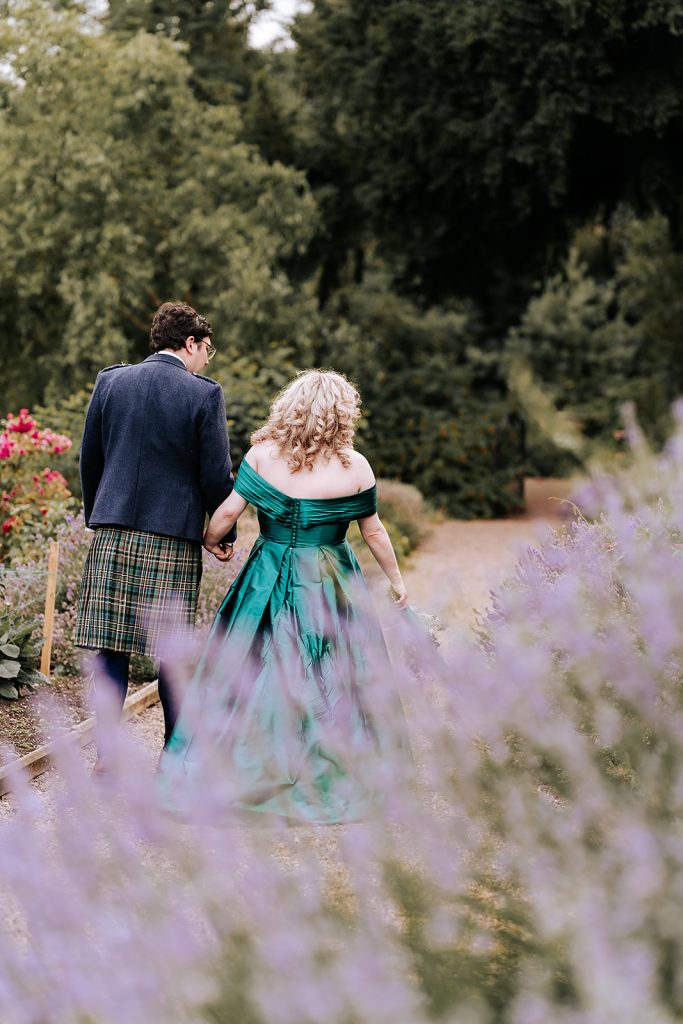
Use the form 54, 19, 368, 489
358, 513, 408, 609
203, 491, 249, 561
204, 447, 260, 560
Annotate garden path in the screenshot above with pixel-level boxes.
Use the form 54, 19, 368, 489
402, 476, 574, 635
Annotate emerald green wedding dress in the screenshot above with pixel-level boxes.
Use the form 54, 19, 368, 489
159, 460, 407, 824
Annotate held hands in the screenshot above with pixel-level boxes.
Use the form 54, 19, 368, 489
203, 535, 234, 562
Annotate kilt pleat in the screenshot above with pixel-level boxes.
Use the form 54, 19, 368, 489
75, 527, 202, 657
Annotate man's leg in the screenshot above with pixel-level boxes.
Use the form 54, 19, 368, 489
157, 659, 180, 747
93, 649, 129, 770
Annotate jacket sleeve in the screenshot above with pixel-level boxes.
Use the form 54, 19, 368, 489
80, 378, 105, 527
197, 385, 237, 543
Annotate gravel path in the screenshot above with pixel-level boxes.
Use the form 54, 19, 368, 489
403, 477, 573, 639
0, 478, 574, 803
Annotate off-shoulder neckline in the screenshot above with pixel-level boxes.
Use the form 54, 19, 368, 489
238, 459, 376, 504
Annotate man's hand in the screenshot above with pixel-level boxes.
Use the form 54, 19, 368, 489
203, 537, 234, 562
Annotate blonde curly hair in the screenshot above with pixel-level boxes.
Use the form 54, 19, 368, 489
251, 369, 361, 472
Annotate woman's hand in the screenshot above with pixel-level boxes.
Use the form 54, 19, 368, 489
203, 536, 234, 562
203, 491, 248, 561
390, 579, 408, 610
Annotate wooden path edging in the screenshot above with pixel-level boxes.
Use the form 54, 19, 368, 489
0, 680, 160, 798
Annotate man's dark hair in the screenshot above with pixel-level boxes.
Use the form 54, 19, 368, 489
149, 301, 213, 352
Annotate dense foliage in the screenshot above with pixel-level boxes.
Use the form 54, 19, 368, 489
290, 0, 683, 311
0, 599, 47, 699
507, 210, 683, 473
0, 543, 51, 699
106, 0, 269, 104
0, 0, 316, 411
324, 284, 526, 516
3, 0, 683, 512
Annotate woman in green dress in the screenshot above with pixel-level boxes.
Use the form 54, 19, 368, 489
159, 370, 409, 824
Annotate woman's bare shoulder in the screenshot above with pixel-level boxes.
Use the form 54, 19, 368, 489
245, 441, 277, 471
344, 449, 376, 489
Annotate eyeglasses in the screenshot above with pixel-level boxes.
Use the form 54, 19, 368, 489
199, 339, 216, 361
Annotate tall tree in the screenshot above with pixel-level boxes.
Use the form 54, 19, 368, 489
106, 0, 270, 103
291, 0, 683, 316
0, 0, 317, 410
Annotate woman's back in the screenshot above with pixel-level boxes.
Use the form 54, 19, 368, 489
235, 459, 375, 549
247, 441, 374, 501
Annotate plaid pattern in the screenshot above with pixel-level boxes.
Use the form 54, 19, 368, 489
75, 527, 202, 657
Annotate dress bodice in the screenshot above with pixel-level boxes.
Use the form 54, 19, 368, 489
234, 460, 377, 547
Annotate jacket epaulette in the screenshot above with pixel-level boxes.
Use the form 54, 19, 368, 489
192, 372, 221, 386
100, 362, 130, 372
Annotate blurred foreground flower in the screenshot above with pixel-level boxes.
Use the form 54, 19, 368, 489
5, 410, 683, 1018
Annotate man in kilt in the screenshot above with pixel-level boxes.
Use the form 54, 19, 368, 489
75, 301, 236, 772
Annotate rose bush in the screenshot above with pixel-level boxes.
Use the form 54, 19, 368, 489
0, 409, 76, 565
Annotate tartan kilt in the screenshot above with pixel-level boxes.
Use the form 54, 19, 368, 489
75, 527, 202, 658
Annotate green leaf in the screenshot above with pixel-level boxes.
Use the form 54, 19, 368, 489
20, 642, 42, 659
0, 633, 9, 646
17, 668, 50, 688
0, 643, 20, 658
12, 621, 40, 644
0, 660, 21, 679
0, 682, 19, 699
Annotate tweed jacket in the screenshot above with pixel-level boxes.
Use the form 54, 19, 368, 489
80, 353, 236, 544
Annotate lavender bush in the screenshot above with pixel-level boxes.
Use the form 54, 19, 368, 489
2, 416, 683, 1020
0, 560, 52, 699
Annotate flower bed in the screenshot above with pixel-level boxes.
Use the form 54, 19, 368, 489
0, 409, 75, 565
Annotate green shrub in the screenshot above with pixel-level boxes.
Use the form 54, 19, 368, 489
0, 571, 49, 699
321, 283, 527, 518
507, 210, 683, 475
376, 478, 431, 554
